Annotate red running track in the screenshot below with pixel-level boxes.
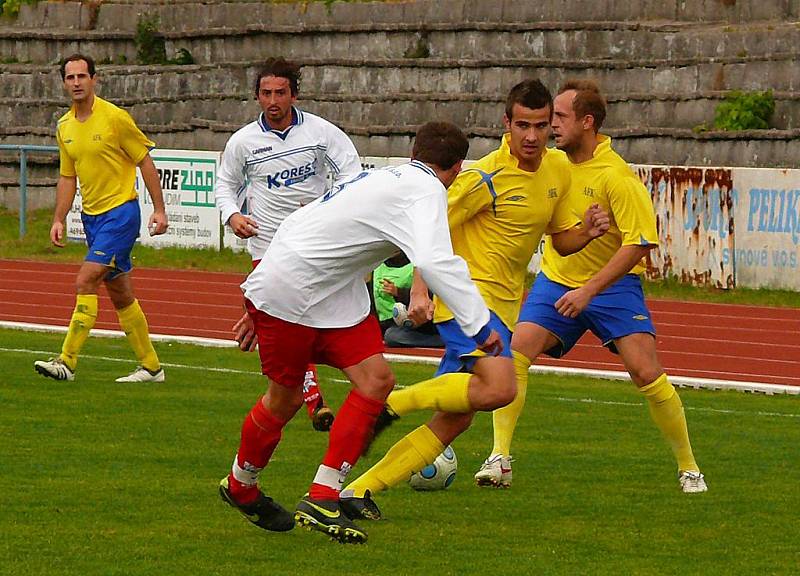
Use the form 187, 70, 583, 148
2, 258, 799, 387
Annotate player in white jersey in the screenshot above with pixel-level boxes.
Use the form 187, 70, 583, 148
219, 122, 504, 544
215, 57, 362, 431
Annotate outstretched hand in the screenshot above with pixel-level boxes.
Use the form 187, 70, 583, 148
582, 203, 610, 239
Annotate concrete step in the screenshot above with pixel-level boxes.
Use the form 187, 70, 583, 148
0, 178, 56, 212
0, 157, 57, 179
4, 121, 795, 170
2, 54, 797, 99
3, 90, 799, 132
3, 20, 799, 65
10, 0, 799, 32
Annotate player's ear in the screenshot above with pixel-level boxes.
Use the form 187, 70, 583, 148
502, 113, 511, 131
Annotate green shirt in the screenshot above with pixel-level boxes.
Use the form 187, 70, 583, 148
373, 262, 414, 321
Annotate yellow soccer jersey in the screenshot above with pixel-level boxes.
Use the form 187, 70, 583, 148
434, 134, 578, 329
56, 96, 154, 215
541, 135, 659, 288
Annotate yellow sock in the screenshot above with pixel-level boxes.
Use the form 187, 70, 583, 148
116, 300, 160, 372
490, 350, 531, 457
387, 372, 471, 416
346, 425, 444, 496
60, 294, 98, 370
640, 374, 699, 472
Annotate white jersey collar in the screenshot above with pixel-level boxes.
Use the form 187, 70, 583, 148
257, 107, 304, 140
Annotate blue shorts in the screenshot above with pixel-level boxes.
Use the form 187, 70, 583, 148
81, 199, 141, 280
517, 273, 656, 357
434, 310, 512, 376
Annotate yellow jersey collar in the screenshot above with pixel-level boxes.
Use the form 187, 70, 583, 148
592, 134, 612, 158
498, 132, 549, 169
70, 94, 101, 119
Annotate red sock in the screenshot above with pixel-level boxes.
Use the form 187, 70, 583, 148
229, 398, 287, 503
309, 389, 384, 500
302, 365, 323, 417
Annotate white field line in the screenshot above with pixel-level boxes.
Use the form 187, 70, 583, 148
5, 346, 797, 420
4, 348, 798, 420
2, 320, 798, 396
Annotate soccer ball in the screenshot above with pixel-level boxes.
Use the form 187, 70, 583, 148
408, 445, 457, 491
392, 302, 415, 328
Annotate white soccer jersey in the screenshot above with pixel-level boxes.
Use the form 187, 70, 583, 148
242, 161, 491, 336
215, 108, 362, 259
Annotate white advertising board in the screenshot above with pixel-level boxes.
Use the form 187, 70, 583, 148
731, 167, 800, 290
67, 149, 222, 249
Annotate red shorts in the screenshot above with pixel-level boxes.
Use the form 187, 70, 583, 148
245, 300, 385, 387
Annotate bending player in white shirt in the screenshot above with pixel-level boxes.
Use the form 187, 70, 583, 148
219, 122, 506, 544
215, 57, 362, 432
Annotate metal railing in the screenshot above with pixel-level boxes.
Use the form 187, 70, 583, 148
0, 144, 59, 239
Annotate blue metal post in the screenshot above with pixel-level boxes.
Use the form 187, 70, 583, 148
0, 144, 58, 238
19, 149, 28, 239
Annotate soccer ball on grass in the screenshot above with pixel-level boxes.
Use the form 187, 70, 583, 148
408, 445, 457, 491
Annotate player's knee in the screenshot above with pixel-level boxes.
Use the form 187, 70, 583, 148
492, 358, 517, 408
476, 358, 516, 409
483, 377, 517, 410
264, 382, 304, 420
75, 276, 97, 294
361, 366, 396, 399
630, 366, 663, 388
373, 367, 396, 395
488, 377, 517, 409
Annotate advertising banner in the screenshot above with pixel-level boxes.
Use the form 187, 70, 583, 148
67, 149, 222, 250
65, 150, 800, 291
731, 167, 800, 290
637, 165, 735, 288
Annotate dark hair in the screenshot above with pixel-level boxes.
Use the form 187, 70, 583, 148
254, 57, 301, 97
559, 79, 607, 131
505, 79, 553, 120
60, 53, 96, 80
412, 122, 469, 171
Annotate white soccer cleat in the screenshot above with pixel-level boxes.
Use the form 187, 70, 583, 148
34, 357, 75, 381
679, 470, 708, 493
115, 366, 165, 383
474, 454, 513, 488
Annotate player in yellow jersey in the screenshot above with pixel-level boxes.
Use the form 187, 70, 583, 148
34, 54, 169, 383
478, 79, 707, 493
339, 80, 610, 520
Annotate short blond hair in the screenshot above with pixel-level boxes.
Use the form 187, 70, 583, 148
559, 79, 607, 131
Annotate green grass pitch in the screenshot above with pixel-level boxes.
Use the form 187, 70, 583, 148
1, 328, 798, 575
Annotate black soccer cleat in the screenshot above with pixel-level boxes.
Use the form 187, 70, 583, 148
339, 489, 382, 521
294, 495, 368, 544
219, 477, 294, 532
